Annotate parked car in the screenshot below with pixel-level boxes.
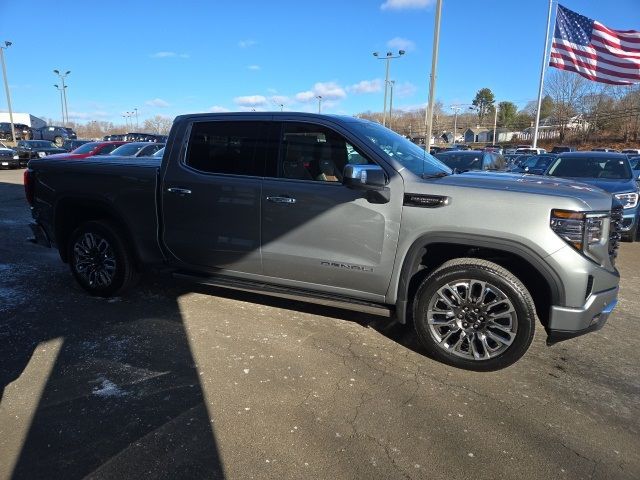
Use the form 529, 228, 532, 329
64, 127, 77, 139
429, 146, 444, 155
26, 112, 622, 370
592, 148, 619, 153
123, 132, 165, 142
15, 140, 66, 162
443, 144, 471, 151
545, 152, 639, 241
484, 145, 503, 154
103, 134, 126, 141
621, 149, 640, 155
45, 141, 128, 160
515, 147, 547, 155
551, 145, 577, 154
0, 140, 19, 169
109, 142, 165, 157
510, 154, 557, 175
30, 126, 71, 146
0, 122, 31, 140
62, 139, 92, 152
628, 155, 640, 179
434, 150, 507, 172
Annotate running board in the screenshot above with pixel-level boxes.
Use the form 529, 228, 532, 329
173, 272, 393, 317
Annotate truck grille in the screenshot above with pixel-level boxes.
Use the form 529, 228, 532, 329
609, 204, 623, 263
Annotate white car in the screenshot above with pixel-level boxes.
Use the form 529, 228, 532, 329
515, 147, 547, 155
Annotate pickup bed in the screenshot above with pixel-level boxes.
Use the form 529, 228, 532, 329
25, 112, 622, 370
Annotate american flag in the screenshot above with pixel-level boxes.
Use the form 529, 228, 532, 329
549, 4, 640, 85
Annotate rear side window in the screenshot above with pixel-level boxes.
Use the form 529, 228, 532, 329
185, 121, 276, 176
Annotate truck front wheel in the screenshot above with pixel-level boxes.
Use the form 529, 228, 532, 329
413, 258, 536, 371
68, 220, 139, 297
53, 136, 63, 146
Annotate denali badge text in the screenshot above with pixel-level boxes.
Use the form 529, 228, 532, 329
320, 261, 373, 272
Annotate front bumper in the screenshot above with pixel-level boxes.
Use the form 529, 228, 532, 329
546, 286, 618, 345
0, 158, 20, 169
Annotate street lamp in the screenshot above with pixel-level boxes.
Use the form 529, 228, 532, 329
316, 95, 322, 114
134, 108, 139, 130
0, 41, 16, 143
53, 84, 66, 125
451, 106, 461, 144
373, 49, 405, 127
53, 69, 70, 125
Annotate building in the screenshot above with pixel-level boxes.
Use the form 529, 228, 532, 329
463, 127, 489, 143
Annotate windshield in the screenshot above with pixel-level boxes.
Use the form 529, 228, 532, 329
72, 142, 100, 154
110, 143, 146, 156
152, 147, 165, 157
547, 156, 632, 179
434, 152, 484, 170
28, 141, 57, 149
349, 121, 451, 176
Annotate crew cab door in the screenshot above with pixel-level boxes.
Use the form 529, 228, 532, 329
260, 120, 402, 299
161, 118, 276, 274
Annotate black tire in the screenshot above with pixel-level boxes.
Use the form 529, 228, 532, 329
53, 136, 63, 146
413, 258, 536, 371
68, 220, 139, 297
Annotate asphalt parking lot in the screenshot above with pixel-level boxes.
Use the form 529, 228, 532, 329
0, 168, 638, 480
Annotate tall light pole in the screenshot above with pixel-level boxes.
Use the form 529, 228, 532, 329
492, 104, 499, 145
451, 105, 461, 144
316, 95, 322, 113
373, 50, 405, 127
0, 41, 16, 144
53, 69, 70, 125
388, 80, 395, 129
424, 0, 443, 150
122, 114, 129, 130
53, 84, 66, 125
134, 108, 139, 130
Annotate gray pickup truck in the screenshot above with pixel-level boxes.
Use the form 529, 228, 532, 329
25, 113, 622, 370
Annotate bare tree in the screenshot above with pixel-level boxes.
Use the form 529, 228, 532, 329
143, 115, 173, 135
544, 70, 588, 142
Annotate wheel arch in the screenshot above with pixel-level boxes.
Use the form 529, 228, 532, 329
393, 233, 564, 329
53, 195, 140, 267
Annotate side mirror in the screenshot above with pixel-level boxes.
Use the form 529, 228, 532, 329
342, 164, 387, 190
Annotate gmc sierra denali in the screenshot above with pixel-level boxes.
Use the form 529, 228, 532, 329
25, 113, 622, 370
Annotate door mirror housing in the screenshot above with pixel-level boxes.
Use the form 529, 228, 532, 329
342, 164, 387, 190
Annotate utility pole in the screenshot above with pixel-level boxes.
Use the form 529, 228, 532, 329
373, 50, 405, 127
0, 41, 16, 144
316, 95, 322, 113
492, 104, 498, 145
451, 105, 461, 144
424, 0, 443, 150
54, 84, 65, 125
389, 80, 395, 129
134, 108, 139, 130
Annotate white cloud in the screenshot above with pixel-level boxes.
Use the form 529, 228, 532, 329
296, 82, 347, 103
380, 0, 434, 10
247, 65, 261, 71
68, 110, 110, 120
146, 98, 170, 107
238, 39, 257, 48
387, 37, 416, 51
234, 95, 267, 107
150, 51, 190, 59
348, 79, 383, 94
209, 105, 230, 113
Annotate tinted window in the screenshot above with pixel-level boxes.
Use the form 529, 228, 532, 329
110, 143, 147, 156
72, 142, 100, 154
97, 144, 118, 155
185, 121, 275, 176
277, 122, 373, 182
434, 152, 484, 170
547, 156, 632, 179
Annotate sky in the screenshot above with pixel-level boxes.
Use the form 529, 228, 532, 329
0, 0, 638, 126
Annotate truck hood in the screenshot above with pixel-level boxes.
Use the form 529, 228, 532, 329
425, 171, 613, 208
549, 176, 637, 194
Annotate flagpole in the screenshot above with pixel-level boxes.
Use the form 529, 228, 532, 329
532, 0, 554, 148
424, 0, 443, 152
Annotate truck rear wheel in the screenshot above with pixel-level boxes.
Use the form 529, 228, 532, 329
413, 258, 536, 371
68, 220, 139, 297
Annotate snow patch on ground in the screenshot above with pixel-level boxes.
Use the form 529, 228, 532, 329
92, 377, 129, 398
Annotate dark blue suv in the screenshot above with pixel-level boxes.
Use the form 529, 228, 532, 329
545, 152, 639, 241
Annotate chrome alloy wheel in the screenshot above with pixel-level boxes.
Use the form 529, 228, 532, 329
73, 232, 116, 288
426, 279, 518, 361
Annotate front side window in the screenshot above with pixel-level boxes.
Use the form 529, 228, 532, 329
277, 122, 373, 183
185, 121, 274, 176
547, 156, 632, 179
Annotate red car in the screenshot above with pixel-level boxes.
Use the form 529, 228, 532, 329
45, 141, 127, 159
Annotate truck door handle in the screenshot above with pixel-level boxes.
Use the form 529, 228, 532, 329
167, 187, 192, 195
266, 196, 296, 204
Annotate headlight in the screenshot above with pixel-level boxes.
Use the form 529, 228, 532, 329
13, 154, 18, 159
37, 151, 46, 158
614, 192, 638, 209
550, 209, 609, 263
